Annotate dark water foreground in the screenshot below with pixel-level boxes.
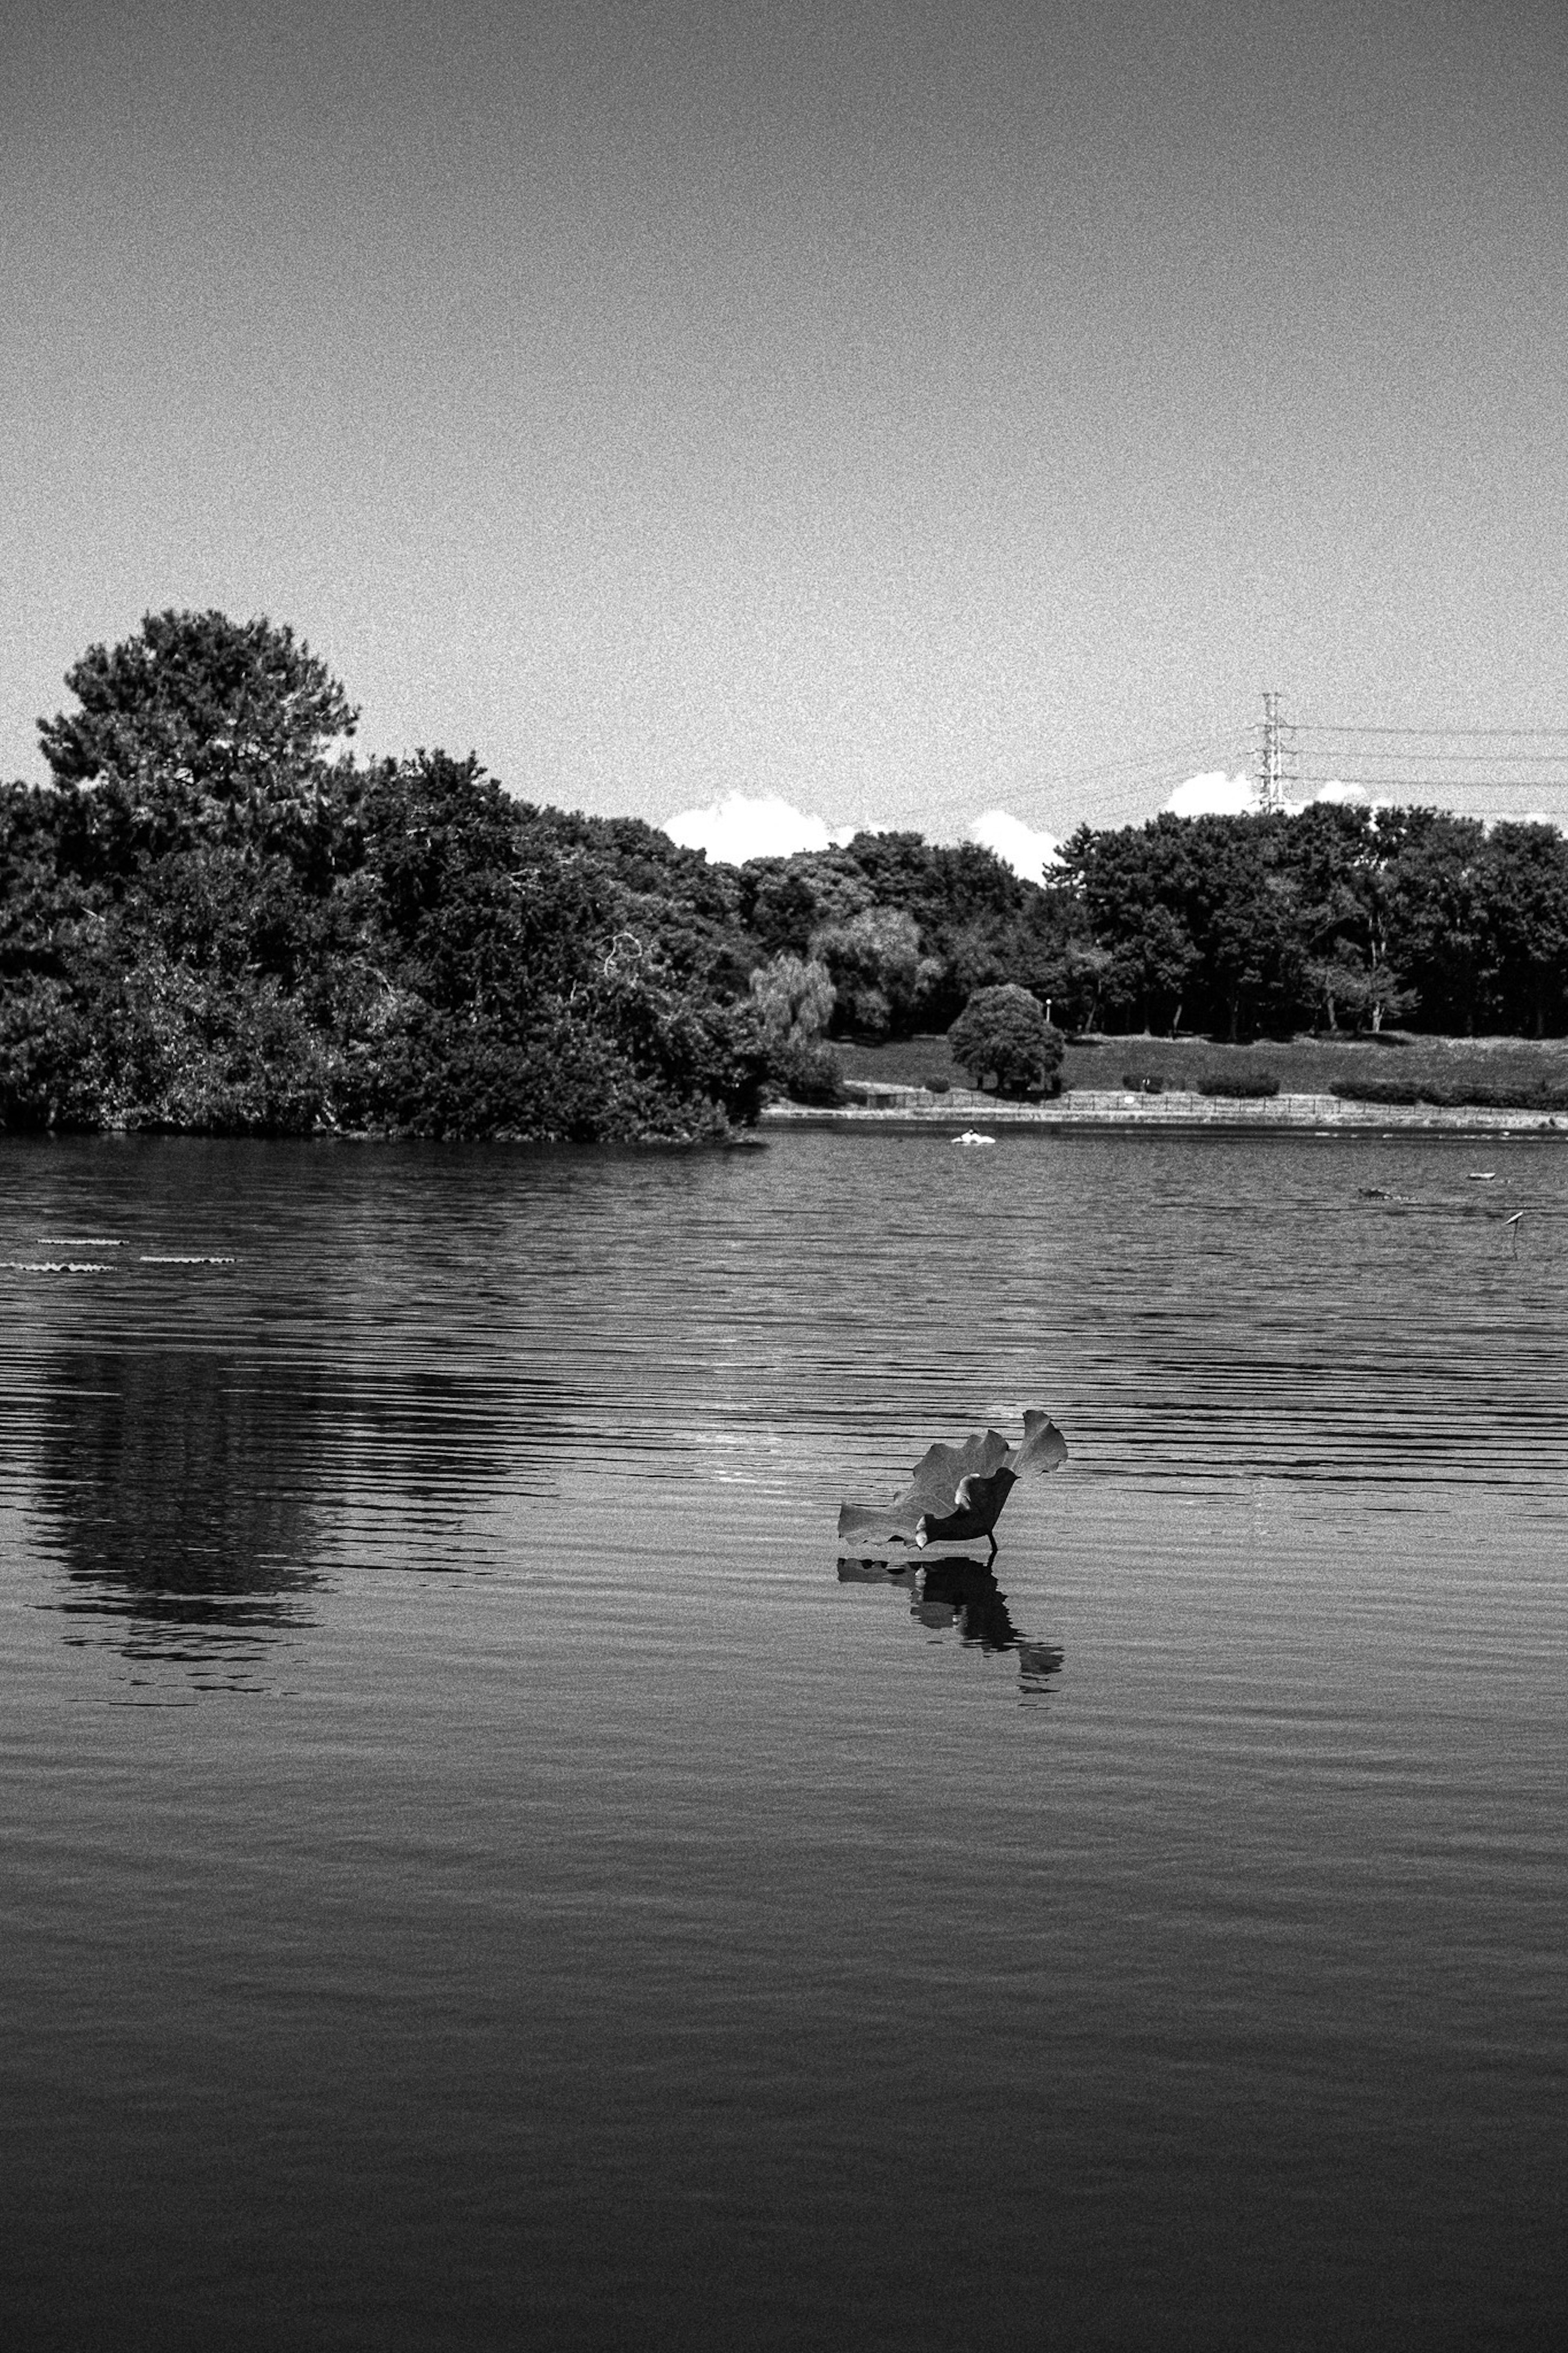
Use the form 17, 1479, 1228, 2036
2, 1131, 1565, 2352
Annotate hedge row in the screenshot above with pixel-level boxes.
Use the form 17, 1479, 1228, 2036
1121, 1069, 1282, 1097
1332, 1077, 1568, 1110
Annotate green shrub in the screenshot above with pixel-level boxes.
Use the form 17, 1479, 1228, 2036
770, 1036, 846, 1105
1333, 1076, 1568, 1110
1330, 1077, 1425, 1105
1197, 1069, 1279, 1098
1463, 1081, 1568, 1110
1122, 1072, 1164, 1094
924, 1075, 950, 1094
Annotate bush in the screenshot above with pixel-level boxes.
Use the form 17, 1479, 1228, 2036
948, 985, 1064, 1097
1196, 1069, 1279, 1098
1332, 1076, 1568, 1111
1122, 1072, 1164, 1094
1461, 1082, 1568, 1109
1330, 1077, 1425, 1105
924, 1075, 950, 1095
769, 1035, 846, 1105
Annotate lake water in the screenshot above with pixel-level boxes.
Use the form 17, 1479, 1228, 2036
2, 1128, 1566, 2351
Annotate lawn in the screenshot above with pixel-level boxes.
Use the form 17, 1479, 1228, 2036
834, 1031, 1568, 1102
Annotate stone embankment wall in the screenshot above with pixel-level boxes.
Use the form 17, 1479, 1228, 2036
761, 1088, 1568, 1133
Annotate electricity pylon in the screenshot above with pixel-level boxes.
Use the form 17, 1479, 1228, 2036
1259, 691, 1287, 810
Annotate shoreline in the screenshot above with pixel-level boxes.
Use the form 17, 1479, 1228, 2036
761, 1088, 1568, 1135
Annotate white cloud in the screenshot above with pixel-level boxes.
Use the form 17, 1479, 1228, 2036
1163, 770, 1258, 817
662, 792, 835, 864
661, 794, 891, 862
1160, 772, 1378, 818
967, 807, 1062, 884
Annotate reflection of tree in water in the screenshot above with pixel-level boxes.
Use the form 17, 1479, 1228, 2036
37, 1350, 325, 1693
837, 1554, 1064, 1692
34, 1332, 578, 1693
11, 1142, 590, 1696
326, 1357, 540, 1571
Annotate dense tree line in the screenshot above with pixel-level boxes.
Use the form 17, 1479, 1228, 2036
0, 613, 768, 1140
744, 803, 1568, 1049
0, 609, 1092, 1137
5, 609, 1568, 1141
1059, 803, 1568, 1040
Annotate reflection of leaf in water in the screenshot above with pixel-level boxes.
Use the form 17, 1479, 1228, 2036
837, 1552, 1064, 1691
1017, 1639, 1066, 1689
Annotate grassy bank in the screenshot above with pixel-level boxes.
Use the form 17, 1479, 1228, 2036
834, 1031, 1568, 1102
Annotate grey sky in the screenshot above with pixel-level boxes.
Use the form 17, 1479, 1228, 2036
5, 0, 1567, 836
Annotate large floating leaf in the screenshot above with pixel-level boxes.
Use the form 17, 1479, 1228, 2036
837, 1410, 1067, 1548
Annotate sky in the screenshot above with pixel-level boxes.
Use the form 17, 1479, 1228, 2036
6, 0, 1568, 863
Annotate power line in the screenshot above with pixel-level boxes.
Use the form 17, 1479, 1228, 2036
1297, 786, 1561, 805
1091, 756, 1251, 800
964, 703, 1568, 834
916, 731, 1250, 821
1298, 720, 1568, 740
1033, 734, 1250, 789
1297, 753, 1568, 772
1287, 706, 1568, 809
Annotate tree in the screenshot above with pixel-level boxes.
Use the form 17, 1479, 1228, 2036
1382, 811, 1488, 1035
747, 950, 835, 1043
738, 851, 871, 957
1473, 823, 1568, 1037
842, 832, 1024, 943
1060, 815, 1207, 1032
1302, 943, 1418, 1033
335, 751, 770, 1142
1177, 814, 1296, 1040
5, 663, 777, 1141
747, 950, 843, 1104
1063, 810, 1322, 1038
38, 609, 356, 797
948, 984, 1063, 1095
810, 906, 939, 1038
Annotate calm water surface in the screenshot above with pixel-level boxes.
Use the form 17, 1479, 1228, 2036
2, 1129, 1566, 2351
